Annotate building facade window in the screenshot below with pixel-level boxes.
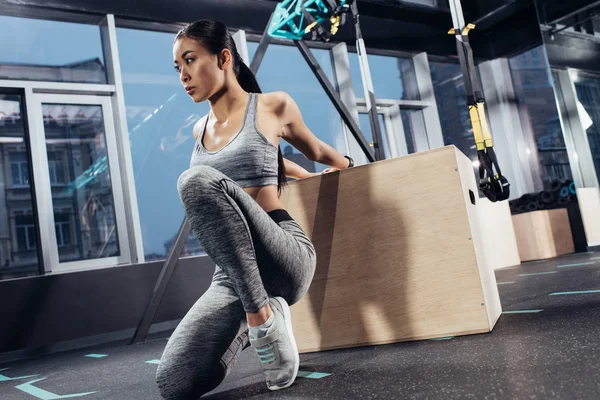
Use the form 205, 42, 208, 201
15, 215, 36, 251
9, 152, 29, 186
54, 213, 72, 248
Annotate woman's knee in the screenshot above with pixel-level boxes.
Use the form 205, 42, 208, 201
177, 166, 222, 207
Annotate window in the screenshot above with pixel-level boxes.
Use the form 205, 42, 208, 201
0, 15, 106, 84
41, 102, 120, 262
0, 93, 40, 280
47, 152, 66, 185
429, 61, 476, 161
349, 53, 420, 101
509, 46, 573, 185
247, 41, 343, 173
117, 27, 207, 261
54, 213, 72, 248
9, 152, 29, 186
15, 215, 36, 250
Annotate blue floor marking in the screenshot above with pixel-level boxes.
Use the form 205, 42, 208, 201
502, 309, 543, 314
15, 377, 97, 399
145, 360, 161, 364
549, 290, 600, 296
297, 371, 332, 379
497, 281, 516, 285
84, 354, 107, 358
518, 271, 558, 277
0, 368, 38, 381
557, 262, 596, 268
431, 336, 455, 341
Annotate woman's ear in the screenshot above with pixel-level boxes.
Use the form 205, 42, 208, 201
218, 49, 233, 70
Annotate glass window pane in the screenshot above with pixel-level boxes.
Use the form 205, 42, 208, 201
11, 163, 20, 185
349, 53, 420, 100
42, 103, 120, 262
429, 61, 476, 161
358, 113, 390, 159
0, 94, 40, 280
0, 15, 107, 84
509, 46, 573, 185
117, 27, 206, 262
573, 76, 600, 185
248, 42, 343, 173
20, 163, 29, 184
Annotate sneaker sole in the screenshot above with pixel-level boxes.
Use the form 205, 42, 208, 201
268, 296, 300, 391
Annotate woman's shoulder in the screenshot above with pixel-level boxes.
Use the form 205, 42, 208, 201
257, 91, 294, 115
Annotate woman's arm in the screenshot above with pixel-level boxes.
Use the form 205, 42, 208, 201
282, 158, 318, 180
274, 92, 351, 171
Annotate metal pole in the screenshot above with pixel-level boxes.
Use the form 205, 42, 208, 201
295, 40, 375, 162
351, 1, 385, 161
250, 13, 274, 74
448, 0, 481, 104
131, 218, 191, 344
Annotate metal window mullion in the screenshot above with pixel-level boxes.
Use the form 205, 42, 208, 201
101, 14, 145, 264
412, 52, 444, 149
0, 79, 115, 95
24, 88, 59, 273
382, 107, 399, 158
390, 105, 408, 157
331, 42, 359, 162
355, 98, 430, 109
232, 29, 250, 66
553, 69, 597, 188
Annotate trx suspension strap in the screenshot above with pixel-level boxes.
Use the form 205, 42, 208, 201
448, 1, 510, 202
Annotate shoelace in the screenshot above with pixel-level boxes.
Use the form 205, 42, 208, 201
255, 343, 277, 364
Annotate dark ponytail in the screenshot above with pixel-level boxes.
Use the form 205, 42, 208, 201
176, 20, 287, 196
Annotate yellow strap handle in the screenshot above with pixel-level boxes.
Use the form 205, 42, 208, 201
469, 102, 493, 151
305, 20, 318, 33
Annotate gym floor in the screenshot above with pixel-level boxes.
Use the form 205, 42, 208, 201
1, 251, 599, 399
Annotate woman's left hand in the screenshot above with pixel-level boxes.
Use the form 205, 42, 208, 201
322, 168, 340, 174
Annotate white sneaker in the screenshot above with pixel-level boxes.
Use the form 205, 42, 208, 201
249, 297, 300, 390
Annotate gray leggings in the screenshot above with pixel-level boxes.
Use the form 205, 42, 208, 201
156, 165, 317, 399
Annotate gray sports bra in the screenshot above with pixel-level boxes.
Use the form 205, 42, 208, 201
189, 93, 279, 188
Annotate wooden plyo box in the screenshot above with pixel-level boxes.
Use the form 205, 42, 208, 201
279, 146, 502, 353
477, 198, 521, 270
512, 209, 575, 262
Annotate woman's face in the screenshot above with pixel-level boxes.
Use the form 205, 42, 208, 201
173, 36, 225, 103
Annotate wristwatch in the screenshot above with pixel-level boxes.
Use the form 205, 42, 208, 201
344, 155, 354, 168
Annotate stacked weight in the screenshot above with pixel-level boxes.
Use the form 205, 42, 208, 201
509, 179, 588, 253
509, 179, 577, 215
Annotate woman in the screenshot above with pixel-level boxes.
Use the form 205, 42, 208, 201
156, 19, 354, 399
